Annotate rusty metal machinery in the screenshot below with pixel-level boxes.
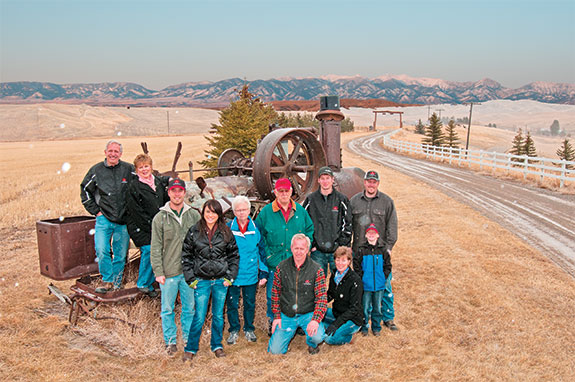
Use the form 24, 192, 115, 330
253, 127, 326, 201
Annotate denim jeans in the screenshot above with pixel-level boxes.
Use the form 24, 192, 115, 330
381, 272, 395, 321
226, 283, 257, 333
310, 250, 335, 278
185, 278, 228, 353
362, 290, 384, 332
159, 274, 194, 345
265, 269, 276, 322
323, 308, 360, 345
94, 215, 130, 287
136, 245, 155, 290
267, 312, 325, 354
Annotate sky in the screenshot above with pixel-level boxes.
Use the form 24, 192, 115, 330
1, 0, 574, 90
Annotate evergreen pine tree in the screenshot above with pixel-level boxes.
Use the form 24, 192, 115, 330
523, 131, 538, 159
200, 84, 278, 171
556, 138, 575, 169
509, 128, 524, 162
415, 119, 425, 135
423, 113, 444, 147
444, 119, 460, 148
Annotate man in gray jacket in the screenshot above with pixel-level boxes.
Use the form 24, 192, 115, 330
151, 178, 200, 355
350, 170, 399, 331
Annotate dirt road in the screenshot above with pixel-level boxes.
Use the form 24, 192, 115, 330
348, 130, 575, 277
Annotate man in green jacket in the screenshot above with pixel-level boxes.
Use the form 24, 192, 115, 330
255, 178, 314, 335
150, 178, 200, 355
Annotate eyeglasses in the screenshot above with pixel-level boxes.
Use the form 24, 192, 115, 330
234, 208, 250, 213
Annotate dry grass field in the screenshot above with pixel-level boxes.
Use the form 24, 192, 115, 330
1, 132, 574, 382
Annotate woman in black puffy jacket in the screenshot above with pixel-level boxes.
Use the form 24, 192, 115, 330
182, 199, 239, 360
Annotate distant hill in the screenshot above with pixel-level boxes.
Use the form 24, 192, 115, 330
1, 75, 574, 106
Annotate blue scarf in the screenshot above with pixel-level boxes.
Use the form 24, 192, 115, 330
334, 268, 349, 285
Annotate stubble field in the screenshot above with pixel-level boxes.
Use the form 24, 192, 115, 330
0, 132, 574, 382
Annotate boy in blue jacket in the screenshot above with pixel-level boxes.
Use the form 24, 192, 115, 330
353, 223, 392, 336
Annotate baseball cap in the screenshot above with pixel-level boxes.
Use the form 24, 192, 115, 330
168, 178, 186, 191
274, 178, 292, 191
364, 170, 379, 181
318, 166, 334, 177
365, 223, 379, 234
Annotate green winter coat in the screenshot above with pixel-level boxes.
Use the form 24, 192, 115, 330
255, 199, 314, 270
150, 202, 200, 279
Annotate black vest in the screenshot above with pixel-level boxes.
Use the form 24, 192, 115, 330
278, 256, 321, 317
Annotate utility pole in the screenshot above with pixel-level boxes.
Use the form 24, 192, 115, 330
427, 105, 431, 121
464, 102, 481, 151
167, 110, 170, 134
435, 108, 444, 121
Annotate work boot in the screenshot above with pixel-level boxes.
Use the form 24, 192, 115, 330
308, 344, 321, 355
95, 282, 113, 294
296, 327, 306, 336
182, 352, 194, 363
267, 320, 273, 337
226, 331, 239, 345
384, 320, 399, 331
214, 348, 226, 358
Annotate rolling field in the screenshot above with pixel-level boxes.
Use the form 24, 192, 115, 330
1, 132, 574, 381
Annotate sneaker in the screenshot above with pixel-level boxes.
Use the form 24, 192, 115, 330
165, 344, 177, 356
214, 348, 226, 358
384, 320, 399, 331
373, 330, 381, 337
147, 289, 159, 298
360, 327, 369, 337
95, 282, 113, 294
182, 352, 194, 363
267, 320, 273, 337
227, 331, 239, 345
296, 327, 306, 336
245, 331, 257, 342
308, 344, 321, 355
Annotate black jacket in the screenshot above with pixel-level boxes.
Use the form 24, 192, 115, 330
125, 175, 169, 247
327, 268, 364, 329
302, 189, 352, 253
80, 159, 134, 224
182, 223, 239, 284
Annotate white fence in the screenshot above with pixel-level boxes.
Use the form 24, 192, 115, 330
382, 135, 575, 188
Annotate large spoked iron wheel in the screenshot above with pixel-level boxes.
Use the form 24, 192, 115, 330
253, 128, 326, 201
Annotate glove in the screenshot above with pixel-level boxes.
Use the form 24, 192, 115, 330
189, 279, 198, 289
325, 324, 337, 336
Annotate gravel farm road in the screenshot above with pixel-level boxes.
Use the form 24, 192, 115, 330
348, 131, 575, 277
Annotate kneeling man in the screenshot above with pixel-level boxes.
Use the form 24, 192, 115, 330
268, 233, 327, 355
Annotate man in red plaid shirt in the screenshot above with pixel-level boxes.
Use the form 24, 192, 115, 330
267, 233, 327, 355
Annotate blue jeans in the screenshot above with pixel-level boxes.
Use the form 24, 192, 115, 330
323, 308, 360, 345
226, 283, 257, 333
185, 278, 228, 353
159, 274, 194, 345
382, 272, 395, 321
310, 250, 335, 277
265, 269, 276, 321
267, 312, 325, 354
362, 290, 384, 332
94, 215, 129, 287
136, 245, 155, 290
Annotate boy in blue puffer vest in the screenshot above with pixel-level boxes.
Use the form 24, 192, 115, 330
353, 223, 392, 336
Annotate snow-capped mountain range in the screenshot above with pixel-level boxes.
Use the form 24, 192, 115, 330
1, 75, 574, 105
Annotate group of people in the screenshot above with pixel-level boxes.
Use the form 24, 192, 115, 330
81, 140, 398, 362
